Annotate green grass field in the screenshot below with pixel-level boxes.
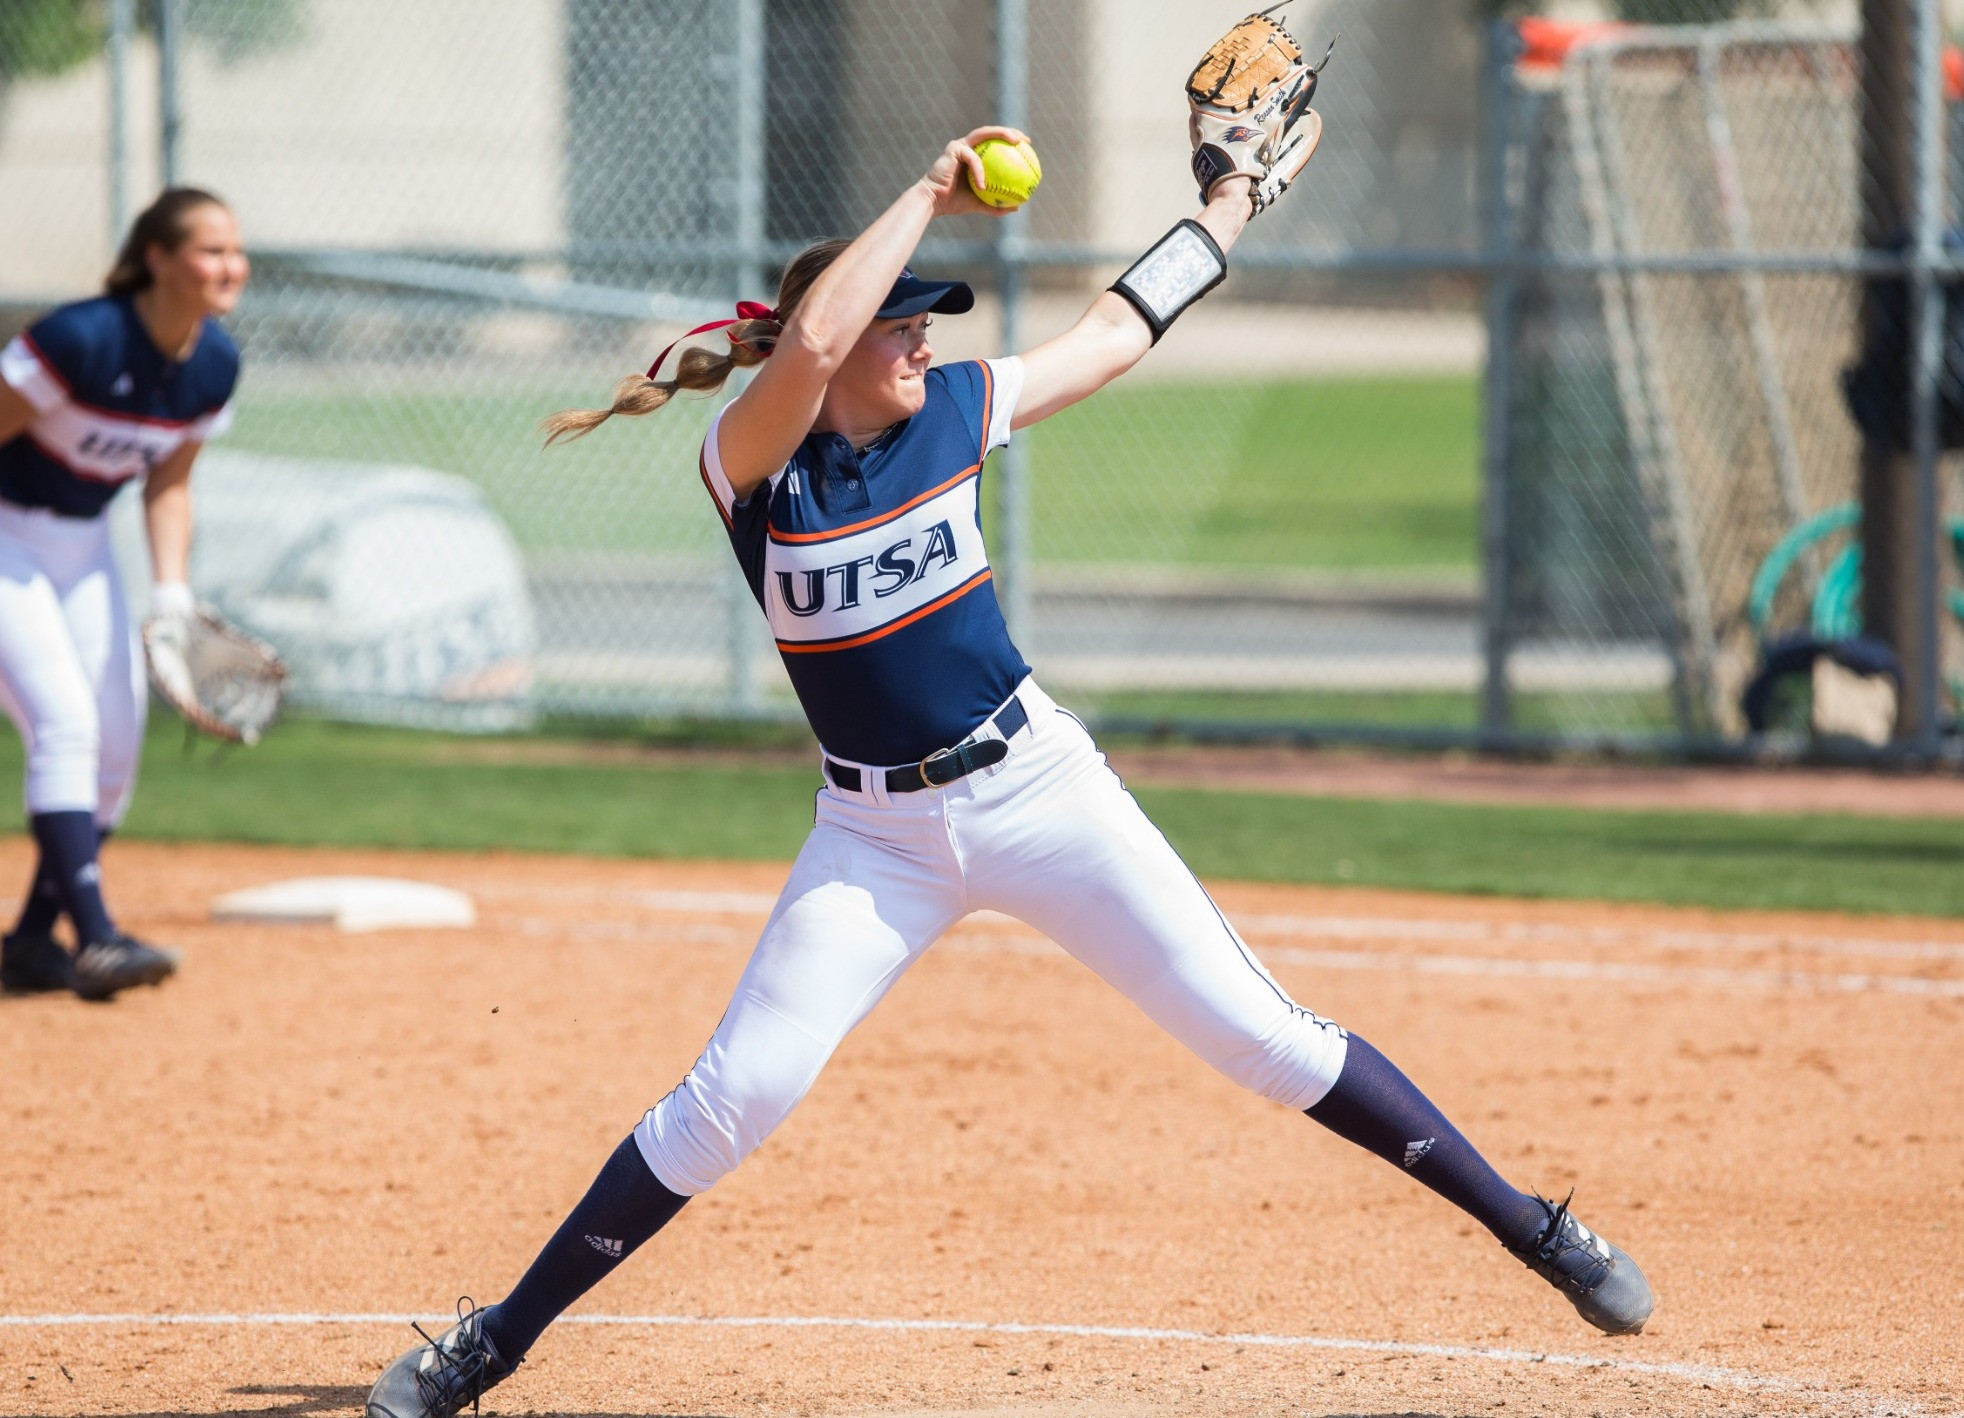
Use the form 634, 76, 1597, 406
227, 374, 1481, 573
1028, 375, 1479, 569
10, 717, 1958, 919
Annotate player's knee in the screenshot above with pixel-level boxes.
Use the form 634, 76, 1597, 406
633, 1060, 808, 1196
1220, 1006, 1350, 1112
24, 714, 102, 815
32, 708, 99, 762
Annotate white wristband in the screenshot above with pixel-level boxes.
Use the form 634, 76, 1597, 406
150, 582, 195, 618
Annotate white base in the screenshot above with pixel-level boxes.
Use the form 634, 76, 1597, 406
212, 876, 477, 933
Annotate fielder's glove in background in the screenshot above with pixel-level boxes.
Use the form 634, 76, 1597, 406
144, 603, 287, 746
1187, 7, 1334, 214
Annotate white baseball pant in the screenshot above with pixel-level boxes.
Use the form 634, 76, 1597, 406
635, 679, 1350, 1196
0, 501, 147, 826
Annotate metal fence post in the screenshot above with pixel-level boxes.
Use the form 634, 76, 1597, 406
1909, 0, 1945, 754
108, 0, 134, 241
1478, 19, 1519, 744
157, 0, 182, 187
725, 0, 767, 716
1860, 0, 1941, 748
994, 0, 1031, 645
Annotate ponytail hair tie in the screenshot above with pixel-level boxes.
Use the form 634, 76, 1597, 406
645, 300, 782, 380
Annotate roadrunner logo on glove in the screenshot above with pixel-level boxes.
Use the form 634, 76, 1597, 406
1186, 8, 1335, 212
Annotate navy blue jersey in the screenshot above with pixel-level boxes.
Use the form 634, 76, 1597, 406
702, 358, 1030, 765
0, 294, 239, 519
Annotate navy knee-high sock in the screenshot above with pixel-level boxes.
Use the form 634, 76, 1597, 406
16, 826, 112, 939
480, 1136, 688, 1364
1307, 1033, 1549, 1251
12, 848, 64, 938
28, 812, 114, 946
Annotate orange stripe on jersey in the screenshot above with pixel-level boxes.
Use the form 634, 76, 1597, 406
776, 569, 993, 654
768, 464, 979, 545
977, 359, 994, 464
699, 444, 734, 529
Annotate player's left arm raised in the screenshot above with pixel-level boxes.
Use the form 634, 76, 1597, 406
1012, 12, 1331, 431
1012, 182, 1254, 430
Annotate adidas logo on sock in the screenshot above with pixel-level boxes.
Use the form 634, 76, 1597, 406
584, 1234, 624, 1258
1402, 1138, 1435, 1168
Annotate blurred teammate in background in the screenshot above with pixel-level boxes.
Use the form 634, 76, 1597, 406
364, 113, 1650, 1418
0, 188, 245, 1001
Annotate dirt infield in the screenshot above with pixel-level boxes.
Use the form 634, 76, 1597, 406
2, 838, 1960, 1417
1108, 747, 1964, 820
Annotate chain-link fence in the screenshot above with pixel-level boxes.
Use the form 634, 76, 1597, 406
1495, 6, 1964, 752
1, 0, 1958, 753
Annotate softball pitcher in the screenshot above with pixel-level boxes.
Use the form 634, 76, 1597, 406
366, 24, 1650, 1417
0, 187, 245, 1001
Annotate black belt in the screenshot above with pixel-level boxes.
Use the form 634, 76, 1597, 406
826, 695, 1031, 795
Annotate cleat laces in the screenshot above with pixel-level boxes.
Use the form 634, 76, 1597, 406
410, 1299, 509, 1416
1518, 1190, 1614, 1295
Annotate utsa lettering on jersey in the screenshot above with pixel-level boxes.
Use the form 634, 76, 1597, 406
702, 357, 1025, 765
366, 121, 1650, 1418
0, 188, 248, 1002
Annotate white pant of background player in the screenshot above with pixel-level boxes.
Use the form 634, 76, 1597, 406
0, 502, 145, 827
637, 679, 1351, 1195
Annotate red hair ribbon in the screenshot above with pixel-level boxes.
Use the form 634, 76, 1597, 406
646, 300, 780, 380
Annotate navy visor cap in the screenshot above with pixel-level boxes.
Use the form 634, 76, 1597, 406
877, 267, 974, 319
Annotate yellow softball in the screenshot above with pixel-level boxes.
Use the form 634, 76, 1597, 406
969, 138, 1042, 209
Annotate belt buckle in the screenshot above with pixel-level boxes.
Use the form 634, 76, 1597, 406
918, 746, 960, 788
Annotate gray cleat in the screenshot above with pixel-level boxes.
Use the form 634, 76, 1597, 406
366, 1300, 515, 1418
1506, 1192, 1655, 1335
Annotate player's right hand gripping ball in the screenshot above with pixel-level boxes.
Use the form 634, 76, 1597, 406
968, 138, 1043, 209
1187, 9, 1334, 215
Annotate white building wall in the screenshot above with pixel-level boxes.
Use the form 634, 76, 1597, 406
1085, 0, 1221, 251
0, 1, 564, 303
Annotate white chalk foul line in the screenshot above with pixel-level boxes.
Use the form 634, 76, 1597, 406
0, 1311, 1771, 1394
1238, 912, 1964, 964
1257, 945, 1964, 998
503, 913, 1964, 998
490, 887, 1964, 964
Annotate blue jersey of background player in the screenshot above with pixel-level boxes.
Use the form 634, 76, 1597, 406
0, 188, 246, 1001
0, 286, 239, 518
